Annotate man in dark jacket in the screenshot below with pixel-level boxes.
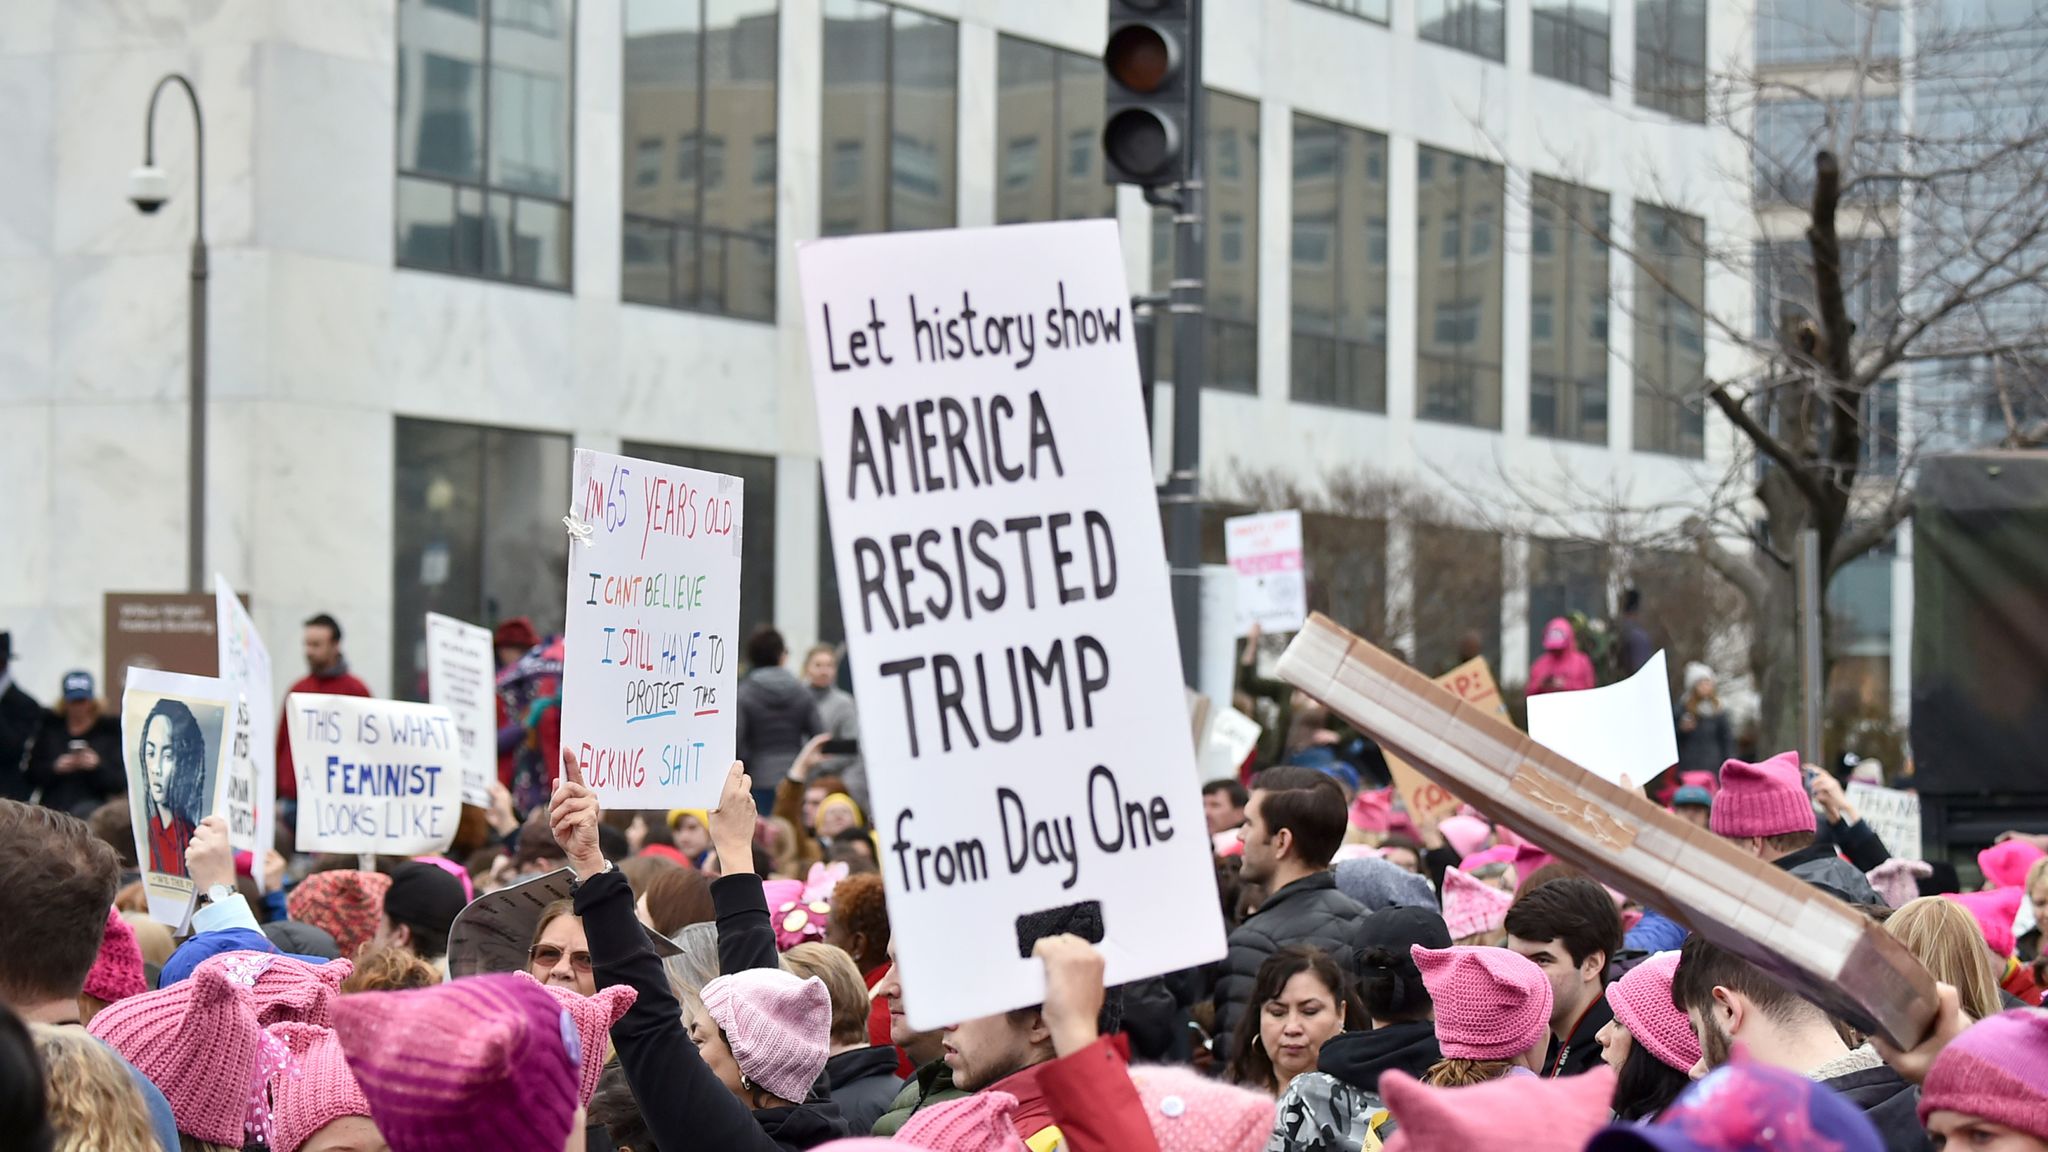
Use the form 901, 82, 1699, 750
1213, 765, 1370, 1055
0, 632, 41, 801
1505, 876, 1621, 1078
1674, 936, 1930, 1152
735, 628, 823, 813
1712, 753, 1883, 904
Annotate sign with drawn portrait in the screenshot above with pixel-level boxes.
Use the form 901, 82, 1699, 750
121, 668, 231, 929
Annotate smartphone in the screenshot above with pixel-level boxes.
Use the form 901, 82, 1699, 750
822, 738, 860, 756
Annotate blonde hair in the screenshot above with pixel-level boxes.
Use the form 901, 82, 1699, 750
1886, 897, 2004, 1020
782, 942, 871, 1048
341, 946, 442, 993
1422, 1057, 1512, 1087
30, 1023, 158, 1152
2028, 856, 2048, 898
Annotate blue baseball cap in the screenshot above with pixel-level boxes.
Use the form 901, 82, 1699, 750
1672, 785, 1714, 810
61, 670, 94, 701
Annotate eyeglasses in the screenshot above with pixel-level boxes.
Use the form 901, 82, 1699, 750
528, 945, 593, 973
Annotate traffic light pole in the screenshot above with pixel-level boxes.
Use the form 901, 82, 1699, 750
1161, 0, 1204, 688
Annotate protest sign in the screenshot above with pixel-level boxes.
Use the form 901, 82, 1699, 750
122, 668, 231, 928
1276, 613, 1939, 1048
1199, 704, 1263, 782
799, 219, 1228, 1028
560, 449, 742, 809
1224, 511, 1307, 635
1526, 651, 1678, 788
214, 576, 275, 888
286, 694, 461, 856
1384, 657, 1511, 825
1848, 782, 1922, 861
425, 612, 500, 807
447, 868, 682, 979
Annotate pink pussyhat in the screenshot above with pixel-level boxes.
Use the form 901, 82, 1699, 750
1411, 944, 1552, 1060
89, 960, 277, 1146
1709, 752, 1816, 838
1461, 844, 1518, 872
515, 971, 638, 1105
1381, 1065, 1617, 1152
891, 1090, 1028, 1151
1350, 788, 1394, 833
84, 906, 147, 1004
1945, 887, 2023, 958
1866, 859, 1933, 910
196, 950, 354, 1028
1130, 1063, 1276, 1152
332, 973, 580, 1152
1510, 843, 1555, 888
1979, 840, 2048, 890
268, 1023, 374, 1152
1439, 814, 1493, 859
1603, 952, 1701, 1074
701, 967, 833, 1104
1441, 867, 1514, 941
1919, 1009, 2048, 1140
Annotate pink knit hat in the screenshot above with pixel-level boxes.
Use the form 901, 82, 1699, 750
196, 950, 354, 1028
1382, 1065, 1617, 1152
516, 971, 638, 1105
1411, 944, 1552, 1060
1604, 952, 1701, 1073
332, 973, 580, 1152
1441, 867, 1514, 941
1918, 1008, 2048, 1139
84, 906, 147, 1004
1708, 752, 1816, 839
1945, 887, 2022, 958
1461, 844, 1518, 872
1867, 859, 1933, 910
1130, 1063, 1276, 1152
1511, 843, 1556, 887
89, 961, 275, 1146
1440, 815, 1493, 859
894, 1090, 1028, 1151
288, 869, 392, 959
268, 1023, 374, 1152
1979, 840, 2048, 890
1350, 788, 1394, 834
701, 967, 832, 1103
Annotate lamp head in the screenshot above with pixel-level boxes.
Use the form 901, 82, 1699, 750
128, 165, 169, 214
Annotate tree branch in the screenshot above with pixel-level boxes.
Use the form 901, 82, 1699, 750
1707, 382, 1829, 509
1828, 489, 1913, 576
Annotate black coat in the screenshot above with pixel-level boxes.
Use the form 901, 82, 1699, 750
1214, 871, 1372, 1052
1318, 1020, 1441, 1094
0, 682, 41, 801
25, 711, 127, 815
824, 1046, 903, 1136
1543, 992, 1615, 1078
1826, 1064, 1931, 1152
1673, 705, 1733, 776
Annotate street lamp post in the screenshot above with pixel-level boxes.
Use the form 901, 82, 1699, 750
131, 73, 208, 594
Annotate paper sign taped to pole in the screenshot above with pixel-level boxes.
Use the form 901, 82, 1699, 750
1526, 651, 1679, 788
123, 668, 232, 929
1848, 783, 1922, 861
799, 219, 1228, 1028
214, 576, 275, 888
426, 612, 500, 807
286, 694, 461, 855
1225, 511, 1307, 635
560, 449, 743, 809
1385, 656, 1511, 824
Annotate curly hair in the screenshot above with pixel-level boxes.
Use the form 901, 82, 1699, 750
139, 699, 211, 825
828, 873, 891, 972
340, 947, 442, 994
30, 1022, 155, 1152
1422, 1057, 1514, 1087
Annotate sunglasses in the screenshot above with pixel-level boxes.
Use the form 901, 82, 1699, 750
528, 945, 593, 973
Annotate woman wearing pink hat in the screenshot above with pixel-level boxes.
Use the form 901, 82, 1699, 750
1595, 952, 1699, 1121
1410, 945, 1553, 1087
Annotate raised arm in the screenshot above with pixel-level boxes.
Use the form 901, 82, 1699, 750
706, 762, 780, 975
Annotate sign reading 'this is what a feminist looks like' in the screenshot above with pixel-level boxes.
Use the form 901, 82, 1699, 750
560, 450, 743, 809
800, 219, 1227, 1029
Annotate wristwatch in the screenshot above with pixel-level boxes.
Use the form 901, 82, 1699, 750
201, 882, 237, 908
569, 859, 616, 891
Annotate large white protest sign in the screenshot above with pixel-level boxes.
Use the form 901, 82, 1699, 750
123, 668, 232, 928
1526, 651, 1679, 788
1225, 510, 1307, 635
560, 449, 742, 809
286, 694, 461, 855
426, 612, 499, 807
214, 576, 275, 888
799, 219, 1228, 1028
1848, 782, 1922, 861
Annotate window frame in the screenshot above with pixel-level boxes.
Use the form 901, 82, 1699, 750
993, 34, 1117, 225
1289, 112, 1390, 412
1295, 0, 1392, 26
1634, 0, 1708, 122
1531, 0, 1612, 93
1632, 201, 1708, 458
818, 0, 961, 237
1527, 175, 1611, 445
1415, 146, 1506, 428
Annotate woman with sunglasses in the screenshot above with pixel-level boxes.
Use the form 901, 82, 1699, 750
529, 899, 595, 997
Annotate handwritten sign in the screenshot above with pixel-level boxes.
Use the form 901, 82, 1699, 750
560, 450, 742, 809
1199, 704, 1264, 782
123, 668, 231, 928
1527, 651, 1678, 788
1386, 657, 1511, 825
426, 612, 499, 807
799, 219, 1228, 1028
214, 576, 275, 888
1225, 511, 1307, 635
1848, 783, 1922, 861
286, 694, 461, 855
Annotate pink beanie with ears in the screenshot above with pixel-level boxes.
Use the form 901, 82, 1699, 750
1980, 840, 2048, 890
1709, 752, 1816, 838
1411, 944, 1552, 1060
1603, 952, 1702, 1074
84, 906, 147, 1004
1946, 887, 2023, 958
89, 962, 272, 1146
516, 971, 638, 1105
701, 967, 832, 1104
893, 1091, 1029, 1151
268, 1023, 373, 1152
1441, 867, 1514, 940
1130, 1063, 1276, 1152
1382, 1064, 1617, 1152
1440, 815, 1494, 859
195, 950, 354, 1028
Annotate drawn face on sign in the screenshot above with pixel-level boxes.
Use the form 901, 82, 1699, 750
142, 712, 177, 809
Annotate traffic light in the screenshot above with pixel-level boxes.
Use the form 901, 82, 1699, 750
1103, 0, 1195, 188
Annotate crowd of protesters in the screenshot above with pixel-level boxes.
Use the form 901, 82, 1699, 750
4, 616, 2048, 1152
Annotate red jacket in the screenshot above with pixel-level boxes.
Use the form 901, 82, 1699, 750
275, 667, 374, 800
993, 1036, 1161, 1152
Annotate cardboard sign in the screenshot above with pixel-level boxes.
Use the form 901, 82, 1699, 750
560, 449, 743, 809
286, 694, 461, 855
1385, 657, 1511, 824
1225, 511, 1307, 635
426, 612, 500, 807
447, 868, 682, 980
104, 593, 222, 703
1199, 705, 1264, 782
214, 576, 275, 888
1848, 782, 1922, 861
123, 668, 232, 928
1526, 651, 1678, 788
799, 219, 1228, 1028
1275, 613, 1939, 1049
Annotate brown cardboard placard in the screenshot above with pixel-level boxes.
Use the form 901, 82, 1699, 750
1384, 656, 1512, 824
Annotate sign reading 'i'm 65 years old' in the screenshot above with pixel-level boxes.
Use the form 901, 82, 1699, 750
799, 219, 1227, 1029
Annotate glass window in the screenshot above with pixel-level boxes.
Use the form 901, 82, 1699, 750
1412, 524, 1503, 676
1418, 0, 1506, 60
1416, 146, 1505, 427
1529, 176, 1610, 444
819, 0, 957, 236
398, 0, 574, 288
995, 36, 1117, 225
1634, 203, 1706, 457
393, 418, 572, 698
622, 0, 779, 321
1532, 0, 1611, 93
1754, 96, 1901, 205
1297, 0, 1391, 25
623, 442, 779, 644
1291, 114, 1390, 412
1527, 538, 1610, 667
1636, 0, 1706, 121
1151, 90, 1261, 393
1757, 0, 1898, 64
